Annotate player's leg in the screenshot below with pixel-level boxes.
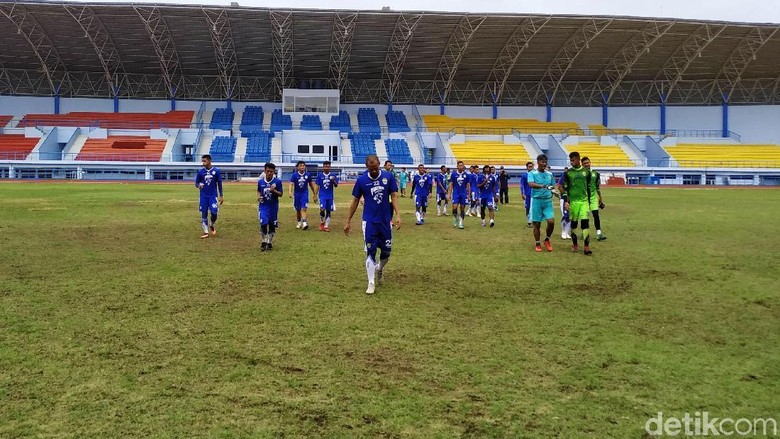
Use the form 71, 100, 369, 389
294, 197, 302, 228
199, 198, 210, 238
208, 199, 218, 236
443, 194, 449, 215
319, 200, 326, 230
543, 200, 554, 251
570, 220, 579, 249
480, 199, 486, 226
488, 200, 495, 227
259, 209, 269, 251
531, 198, 543, 250
324, 200, 333, 232
376, 222, 392, 284
363, 222, 378, 294
267, 212, 277, 249
581, 218, 592, 255
301, 198, 309, 229
421, 201, 427, 222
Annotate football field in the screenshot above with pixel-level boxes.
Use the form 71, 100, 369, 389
1, 182, 778, 438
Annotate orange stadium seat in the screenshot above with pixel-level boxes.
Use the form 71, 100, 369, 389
0, 134, 39, 159
76, 136, 166, 162
19, 111, 194, 130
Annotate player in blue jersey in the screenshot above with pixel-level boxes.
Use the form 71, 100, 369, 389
257, 162, 283, 252
527, 154, 557, 252
520, 161, 534, 227
468, 165, 480, 217
410, 164, 434, 225
489, 166, 500, 212
436, 165, 450, 216
315, 161, 339, 232
288, 160, 317, 230
448, 160, 471, 229
194, 154, 223, 239
477, 165, 497, 227
344, 155, 401, 295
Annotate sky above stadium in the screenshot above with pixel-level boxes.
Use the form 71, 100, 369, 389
76, 0, 780, 24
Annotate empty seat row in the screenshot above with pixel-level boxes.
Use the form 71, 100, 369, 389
210, 108, 234, 130
270, 109, 292, 133
385, 139, 414, 164
240, 106, 264, 136
245, 132, 272, 163
300, 115, 322, 131
209, 136, 236, 162
351, 133, 377, 164
386, 111, 410, 133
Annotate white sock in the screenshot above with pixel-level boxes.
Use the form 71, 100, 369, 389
325, 217, 331, 227
366, 256, 377, 284
202, 221, 209, 233
261, 234, 267, 243
597, 229, 602, 234
268, 232, 274, 243
415, 211, 421, 222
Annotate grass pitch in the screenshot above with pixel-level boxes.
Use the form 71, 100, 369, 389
0, 182, 778, 438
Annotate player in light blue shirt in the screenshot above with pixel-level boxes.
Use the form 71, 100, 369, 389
527, 154, 557, 252
476, 165, 497, 227
257, 162, 283, 252
194, 154, 223, 239
344, 155, 401, 295
448, 160, 470, 229
410, 164, 434, 225
315, 161, 339, 232
288, 160, 317, 230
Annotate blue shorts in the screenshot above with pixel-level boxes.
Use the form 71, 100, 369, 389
480, 197, 494, 209
452, 192, 467, 206
362, 221, 392, 256
258, 206, 278, 226
199, 196, 218, 214
293, 192, 308, 211
437, 192, 448, 202
415, 195, 428, 207
530, 197, 554, 222
320, 198, 334, 210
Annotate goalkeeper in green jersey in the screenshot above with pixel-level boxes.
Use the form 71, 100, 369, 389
582, 157, 606, 241
561, 151, 593, 255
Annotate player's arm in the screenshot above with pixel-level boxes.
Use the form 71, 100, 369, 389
391, 190, 401, 229
216, 170, 224, 204
195, 171, 203, 189
309, 179, 318, 202
343, 195, 360, 236
410, 177, 416, 196
561, 172, 571, 210
595, 172, 604, 206
520, 175, 527, 199
288, 179, 294, 198
333, 175, 340, 187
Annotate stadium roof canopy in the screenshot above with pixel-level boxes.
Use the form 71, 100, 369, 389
0, 0, 779, 105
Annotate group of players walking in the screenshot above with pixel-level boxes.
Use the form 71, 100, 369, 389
195, 151, 608, 293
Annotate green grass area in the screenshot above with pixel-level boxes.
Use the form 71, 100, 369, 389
0, 182, 778, 438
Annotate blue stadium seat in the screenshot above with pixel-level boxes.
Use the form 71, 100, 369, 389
209, 108, 234, 130
386, 111, 410, 133
208, 136, 237, 162
300, 114, 322, 131
351, 133, 377, 164
358, 108, 381, 139
244, 131, 272, 163
385, 138, 414, 164
240, 106, 264, 136
329, 111, 351, 132
270, 109, 292, 133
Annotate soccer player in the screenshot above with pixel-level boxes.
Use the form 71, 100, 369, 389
498, 166, 511, 205
257, 162, 283, 251
468, 165, 480, 217
344, 155, 401, 295
315, 161, 339, 232
527, 154, 556, 252
490, 166, 500, 211
399, 167, 409, 197
288, 160, 317, 230
194, 154, 223, 239
410, 164, 434, 225
477, 165, 497, 227
582, 157, 607, 241
558, 166, 571, 239
436, 165, 450, 216
448, 160, 470, 229
519, 161, 534, 228
561, 152, 593, 255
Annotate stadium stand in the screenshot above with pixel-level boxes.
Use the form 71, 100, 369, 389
270, 109, 292, 133
19, 111, 194, 129
300, 115, 322, 131
587, 125, 657, 136
351, 133, 377, 164
385, 139, 414, 164
76, 136, 166, 161
239, 106, 264, 136
244, 132, 272, 163
567, 143, 636, 167
0, 134, 39, 159
0, 115, 13, 129
386, 111, 410, 133
423, 115, 581, 135
208, 136, 237, 162
329, 111, 351, 132
448, 140, 532, 166
358, 108, 381, 138
209, 108, 234, 130
664, 144, 780, 168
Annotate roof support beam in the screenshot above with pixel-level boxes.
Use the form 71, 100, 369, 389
380, 13, 423, 103
431, 14, 487, 104
270, 10, 294, 97
709, 26, 777, 101
651, 23, 726, 102
484, 16, 549, 104
203, 7, 240, 101
327, 12, 358, 93
534, 18, 612, 105
0, 3, 72, 96
134, 5, 182, 98
64, 4, 126, 96
594, 20, 674, 104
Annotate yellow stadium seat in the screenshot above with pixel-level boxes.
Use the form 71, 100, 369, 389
664, 144, 780, 168
423, 115, 581, 135
565, 143, 636, 167
448, 140, 532, 166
